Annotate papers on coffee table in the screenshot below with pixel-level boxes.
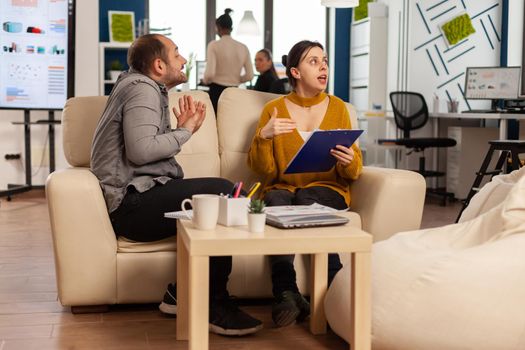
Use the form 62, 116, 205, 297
265, 203, 343, 217
265, 203, 349, 229
165, 210, 192, 219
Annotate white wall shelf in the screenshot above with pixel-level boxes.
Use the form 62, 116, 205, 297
349, 6, 388, 167
98, 42, 131, 95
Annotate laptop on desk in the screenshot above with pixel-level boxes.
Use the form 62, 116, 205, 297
266, 213, 349, 229
264, 204, 350, 229
461, 109, 498, 114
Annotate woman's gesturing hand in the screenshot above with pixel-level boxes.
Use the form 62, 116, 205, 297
330, 145, 355, 167
173, 95, 206, 134
260, 107, 296, 139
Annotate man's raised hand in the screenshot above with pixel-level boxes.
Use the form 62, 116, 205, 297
173, 95, 207, 134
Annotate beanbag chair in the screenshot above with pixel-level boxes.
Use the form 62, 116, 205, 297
325, 167, 525, 350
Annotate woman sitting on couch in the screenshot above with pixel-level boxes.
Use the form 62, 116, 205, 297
247, 40, 363, 327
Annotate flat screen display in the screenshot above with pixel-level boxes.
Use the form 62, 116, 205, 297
0, 0, 74, 110
195, 60, 206, 86
464, 66, 521, 100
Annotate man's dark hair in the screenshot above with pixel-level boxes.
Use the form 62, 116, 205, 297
216, 8, 233, 30
127, 34, 169, 75
282, 40, 324, 89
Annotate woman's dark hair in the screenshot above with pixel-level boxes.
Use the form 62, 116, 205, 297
127, 34, 169, 74
257, 48, 278, 78
216, 8, 233, 30
282, 40, 324, 88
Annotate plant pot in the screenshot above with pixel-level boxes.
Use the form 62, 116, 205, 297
248, 213, 266, 233
109, 70, 121, 81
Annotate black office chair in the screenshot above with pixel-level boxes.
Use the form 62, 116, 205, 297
269, 78, 291, 95
378, 91, 457, 205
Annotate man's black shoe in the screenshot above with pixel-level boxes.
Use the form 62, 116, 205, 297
159, 283, 177, 315
272, 290, 310, 327
209, 297, 263, 336
160, 284, 263, 336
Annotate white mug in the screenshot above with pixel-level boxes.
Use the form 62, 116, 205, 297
181, 194, 219, 230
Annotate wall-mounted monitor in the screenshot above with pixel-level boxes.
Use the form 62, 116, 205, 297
0, 0, 75, 110
464, 66, 521, 100
274, 62, 286, 79
195, 60, 206, 86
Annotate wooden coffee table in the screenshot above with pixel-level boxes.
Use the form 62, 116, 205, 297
175, 213, 372, 350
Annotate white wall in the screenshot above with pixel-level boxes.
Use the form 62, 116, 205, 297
385, 0, 502, 112
0, 0, 99, 190
508, 0, 523, 67
378, 0, 502, 180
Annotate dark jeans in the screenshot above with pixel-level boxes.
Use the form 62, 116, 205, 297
110, 177, 234, 298
207, 83, 229, 115
264, 186, 346, 297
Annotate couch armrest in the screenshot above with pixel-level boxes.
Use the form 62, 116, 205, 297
46, 168, 117, 306
350, 166, 426, 242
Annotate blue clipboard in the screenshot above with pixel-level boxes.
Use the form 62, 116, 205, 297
284, 129, 364, 174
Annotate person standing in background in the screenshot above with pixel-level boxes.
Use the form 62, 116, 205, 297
253, 49, 279, 93
202, 8, 253, 113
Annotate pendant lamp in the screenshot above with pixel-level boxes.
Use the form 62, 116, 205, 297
321, 0, 359, 8
237, 10, 260, 36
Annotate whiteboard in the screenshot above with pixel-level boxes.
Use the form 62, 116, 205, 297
0, 0, 74, 110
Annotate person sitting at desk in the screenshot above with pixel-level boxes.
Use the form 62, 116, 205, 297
247, 40, 363, 328
254, 48, 279, 93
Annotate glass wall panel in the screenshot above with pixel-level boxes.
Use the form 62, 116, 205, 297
273, 1, 326, 65
216, 0, 264, 86
149, 0, 206, 89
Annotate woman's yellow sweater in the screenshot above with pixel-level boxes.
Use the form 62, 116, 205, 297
247, 92, 363, 206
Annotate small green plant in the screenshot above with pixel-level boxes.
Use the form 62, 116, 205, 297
109, 59, 124, 71
248, 199, 266, 214
185, 52, 196, 79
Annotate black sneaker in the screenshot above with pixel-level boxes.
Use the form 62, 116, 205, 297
159, 283, 177, 315
272, 290, 310, 327
209, 297, 263, 336
294, 292, 310, 322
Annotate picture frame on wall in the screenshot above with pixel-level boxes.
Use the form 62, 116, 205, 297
108, 10, 135, 43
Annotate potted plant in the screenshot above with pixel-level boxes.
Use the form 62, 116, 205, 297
108, 60, 124, 81
247, 199, 266, 233
180, 52, 196, 91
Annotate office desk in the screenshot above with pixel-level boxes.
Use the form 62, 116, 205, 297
0, 110, 59, 200
429, 112, 525, 140
379, 111, 525, 185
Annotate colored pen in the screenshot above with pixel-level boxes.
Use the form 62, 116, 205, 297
233, 181, 243, 198
246, 182, 261, 198
229, 182, 239, 198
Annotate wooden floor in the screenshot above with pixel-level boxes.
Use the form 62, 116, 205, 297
0, 190, 461, 350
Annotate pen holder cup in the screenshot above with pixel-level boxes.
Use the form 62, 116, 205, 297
447, 100, 459, 113
218, 197, 250, 226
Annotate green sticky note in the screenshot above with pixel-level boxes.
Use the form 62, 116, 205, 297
111, 13, 134, 42
441, 13, 476, 46
354, 0, 374, 21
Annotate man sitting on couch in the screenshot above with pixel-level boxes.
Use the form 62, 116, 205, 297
90, 34, 262, 336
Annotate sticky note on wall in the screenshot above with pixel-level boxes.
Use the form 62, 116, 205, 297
441, 13, 476, 46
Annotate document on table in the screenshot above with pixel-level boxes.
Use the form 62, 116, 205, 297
165, 210, 192, 219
